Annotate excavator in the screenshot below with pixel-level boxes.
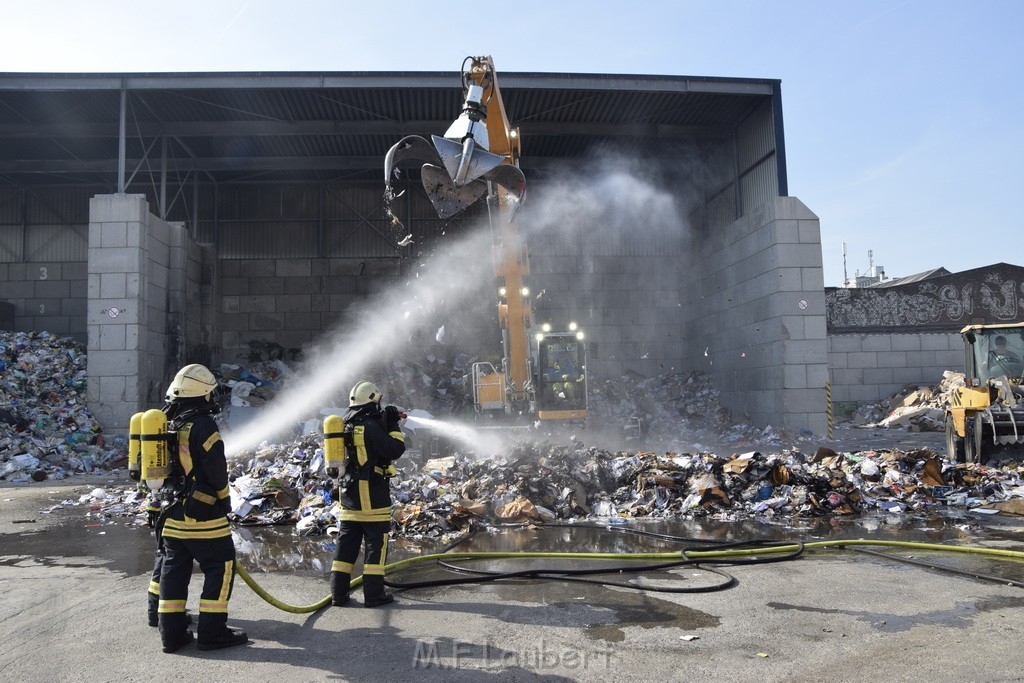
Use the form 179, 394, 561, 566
945, 322, 1024, 463
384, 56, 587, 424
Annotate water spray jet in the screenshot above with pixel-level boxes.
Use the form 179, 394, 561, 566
222, 228, 497, 459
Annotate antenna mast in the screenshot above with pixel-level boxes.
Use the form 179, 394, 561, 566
842, 242, 848, 286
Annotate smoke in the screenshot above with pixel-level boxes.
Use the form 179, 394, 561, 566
224, 226, 496, 457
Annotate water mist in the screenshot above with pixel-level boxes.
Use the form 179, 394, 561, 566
223, 227, 496, 458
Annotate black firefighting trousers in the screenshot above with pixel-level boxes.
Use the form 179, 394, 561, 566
331, 520, 391, 600
158, 535, 236, 644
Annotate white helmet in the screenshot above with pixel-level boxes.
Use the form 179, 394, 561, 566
349, 380, 382, 407
166, 364, 218, 402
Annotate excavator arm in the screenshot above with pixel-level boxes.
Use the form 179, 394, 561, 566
384, 56, 533, 411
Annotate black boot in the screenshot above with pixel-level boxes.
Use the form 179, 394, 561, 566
162, 630, 194, 654
159, 611, 191, 653
364, 593, 394, 608
197, 627, 248, 651
362, 575, 394, 607
330, 570, 351, 606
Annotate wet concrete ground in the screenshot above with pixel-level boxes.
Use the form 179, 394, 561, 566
3, 429, 1024, 682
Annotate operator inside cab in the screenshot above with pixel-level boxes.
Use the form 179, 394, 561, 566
988, 334, 1024, 378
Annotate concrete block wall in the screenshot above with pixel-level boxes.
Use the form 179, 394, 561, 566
827, 332, 963, 403
87, 194, 205, 432
684, 197, 829, 434
218, 258, 403, 361
528, 254, 687, 379
0, 261, 87, 342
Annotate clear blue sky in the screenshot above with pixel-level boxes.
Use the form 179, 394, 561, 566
4, 0, 1021, 286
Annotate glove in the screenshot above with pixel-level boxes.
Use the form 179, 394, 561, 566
384, 405, 402, 432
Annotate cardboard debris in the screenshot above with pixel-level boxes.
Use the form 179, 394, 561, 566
984, 500, 1024, 516
6, 330, 1024, 544
845, 372, 966, 432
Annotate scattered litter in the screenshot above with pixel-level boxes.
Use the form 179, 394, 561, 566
7, 331, 1024, 545
0, 331, 126, 483
844, 371, 964, 432
680, 635, 700, 641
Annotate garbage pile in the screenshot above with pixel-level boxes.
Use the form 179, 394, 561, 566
587, 370, 790, 447
218, 361, 289, 407
846, 371, 965, 432
80, 430, 1024, 543
382, 443, 1024, 539
0, 331, 124, 482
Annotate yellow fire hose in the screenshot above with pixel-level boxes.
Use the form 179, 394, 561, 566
233, 539, 1024, 614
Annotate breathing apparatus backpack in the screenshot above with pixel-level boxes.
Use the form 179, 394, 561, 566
322, 414, 398, 484
128, 408, 198, 495
322, 414, 349, 481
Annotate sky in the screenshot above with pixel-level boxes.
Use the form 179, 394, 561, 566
3, 0, 1021, 286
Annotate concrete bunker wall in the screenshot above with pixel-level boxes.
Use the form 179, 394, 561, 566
86, 194, 212, 431
684, 197, 828, 434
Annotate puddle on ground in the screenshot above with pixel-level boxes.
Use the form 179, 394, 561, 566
3, 504, 1022, 642
0, 517, 156, 576
767, 596, 1024, 631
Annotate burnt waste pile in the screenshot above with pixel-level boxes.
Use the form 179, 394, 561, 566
5, 332, 1024, 542
81, 430, 1024, 544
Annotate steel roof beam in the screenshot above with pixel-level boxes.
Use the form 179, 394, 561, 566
0, 119, 727, 139
0, 72, 777, 95
0, 155, 585, 173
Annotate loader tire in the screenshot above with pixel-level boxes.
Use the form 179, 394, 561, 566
964, 413, 983, 464
945, 413, 965, 463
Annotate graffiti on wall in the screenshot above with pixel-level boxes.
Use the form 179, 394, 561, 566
826, 266, 1024, 332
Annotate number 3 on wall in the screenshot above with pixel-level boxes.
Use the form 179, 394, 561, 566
39, 266, 48, 280
39, 304, 45, 314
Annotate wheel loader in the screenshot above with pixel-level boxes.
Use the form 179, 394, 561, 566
945, 322, 1024, 463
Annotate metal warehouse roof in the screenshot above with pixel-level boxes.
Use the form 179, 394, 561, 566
0, 70, 782, 186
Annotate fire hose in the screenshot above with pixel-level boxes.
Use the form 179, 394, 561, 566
232, 527, 1024, 614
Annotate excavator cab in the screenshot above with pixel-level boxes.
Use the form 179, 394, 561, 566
946, 323, 1024, 463
535, 327, 588, 421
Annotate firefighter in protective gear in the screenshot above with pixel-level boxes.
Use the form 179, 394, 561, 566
145, 491, 164, 628
331, 380, 405, 607
157, 364, 248, 654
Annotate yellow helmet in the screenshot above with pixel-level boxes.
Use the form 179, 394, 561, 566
166, 364, 217, 402
349, 380, 382, 407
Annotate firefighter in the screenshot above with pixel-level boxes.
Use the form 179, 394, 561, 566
330, 380, 406, 607
157, 364, 248, 654
145, 492, 164, 628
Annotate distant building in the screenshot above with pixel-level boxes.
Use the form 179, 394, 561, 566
843, 264, 890, 288
825, 262, 1024, 405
